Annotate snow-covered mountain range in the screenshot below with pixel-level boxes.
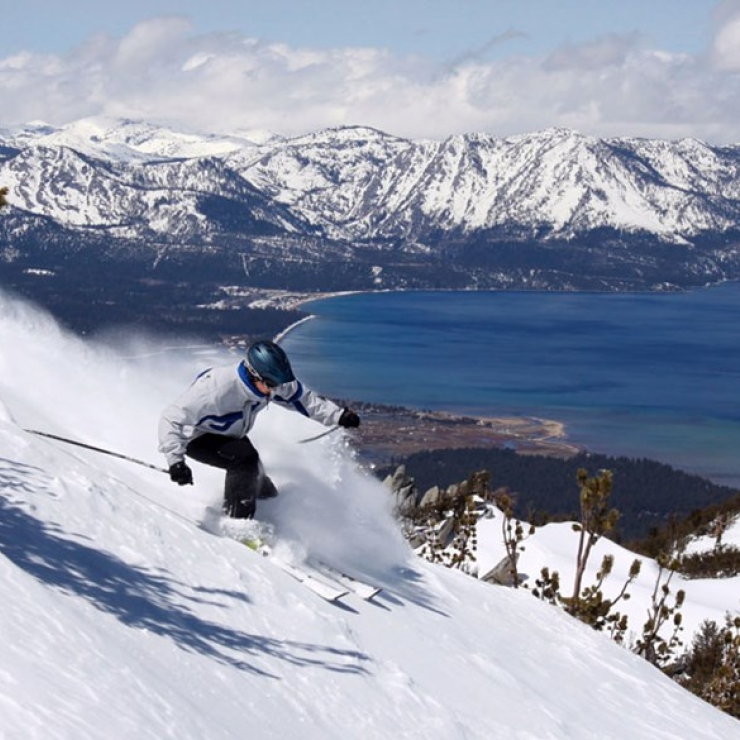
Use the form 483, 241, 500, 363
1, 289, 739, 739
3, 116, 740, 296
4, 116, 740, 240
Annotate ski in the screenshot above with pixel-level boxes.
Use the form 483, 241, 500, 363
309, 560, 382, 601
270, 559, 350, 603
211, 516, 372, 603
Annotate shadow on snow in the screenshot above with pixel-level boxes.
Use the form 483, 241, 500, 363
0, 459, 370, 679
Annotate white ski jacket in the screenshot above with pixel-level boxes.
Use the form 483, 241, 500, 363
158, 361, 345, 467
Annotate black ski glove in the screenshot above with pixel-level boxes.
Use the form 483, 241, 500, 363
169, 461, 194, 485
338, 408, 360, 428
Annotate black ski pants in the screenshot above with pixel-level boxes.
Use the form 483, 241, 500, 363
186, 434, 263, 519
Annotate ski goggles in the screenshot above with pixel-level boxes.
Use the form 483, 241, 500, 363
245, 360, 278, 388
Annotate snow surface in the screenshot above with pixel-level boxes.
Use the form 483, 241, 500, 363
0, 290, 738, 739
24, 117, 256, 162
476, 517, 740, 650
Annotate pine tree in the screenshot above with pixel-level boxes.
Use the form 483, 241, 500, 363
569, 469, 620, 614
704, 617, 740, 718
679, 616, 740, 719
634, 555, 685, 666
495, 489, 535, 588
527, 468, 638, 642
680, 620, 726, 689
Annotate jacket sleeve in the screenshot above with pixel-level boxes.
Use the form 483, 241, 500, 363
158, 383, 212, 467
272, 380, 344, 426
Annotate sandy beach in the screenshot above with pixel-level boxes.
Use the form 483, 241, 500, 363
345, 403, 580, 467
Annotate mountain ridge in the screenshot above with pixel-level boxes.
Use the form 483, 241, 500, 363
3, 116, 740, 313
5, 116, 740, 241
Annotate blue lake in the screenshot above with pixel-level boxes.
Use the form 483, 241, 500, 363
281, 283, 740, 488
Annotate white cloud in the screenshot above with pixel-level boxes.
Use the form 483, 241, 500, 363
543, 33, 641, 71
712, 8, 740, 70
112, 16, 191, 71
2, 15, 740, 143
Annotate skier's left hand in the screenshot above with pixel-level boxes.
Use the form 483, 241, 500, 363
338, 408, 360, 428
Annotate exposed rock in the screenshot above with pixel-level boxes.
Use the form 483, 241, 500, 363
418, 485, 442, 508
481, 554, 520, 586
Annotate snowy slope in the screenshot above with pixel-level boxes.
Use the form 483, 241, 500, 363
2, 116, 257, 162
684, 516, 740, 554
475, 516, 740, 646
0, 291, 738, 739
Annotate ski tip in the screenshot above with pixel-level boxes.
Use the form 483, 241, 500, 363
238, 538, 271, 556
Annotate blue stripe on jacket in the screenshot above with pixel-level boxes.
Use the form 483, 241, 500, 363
197, 411, 243, 432
274, 381, 309, 416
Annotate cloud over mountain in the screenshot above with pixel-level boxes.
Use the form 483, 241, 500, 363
3, 12, 740, 143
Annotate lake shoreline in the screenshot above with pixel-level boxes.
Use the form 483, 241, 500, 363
247, 288, 582, 464
333, 400, 582, 468
256, 286, 740, 489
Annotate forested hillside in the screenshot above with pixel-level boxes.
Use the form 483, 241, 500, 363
378, 447, 738, 541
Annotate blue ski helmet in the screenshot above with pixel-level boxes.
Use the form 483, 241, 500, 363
245, 340, 295, 387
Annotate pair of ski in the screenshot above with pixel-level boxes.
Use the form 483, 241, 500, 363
271, 557, 382, 603
225, 524, 380, 603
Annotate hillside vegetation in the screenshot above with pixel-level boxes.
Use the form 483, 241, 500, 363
378, 446, 738, 541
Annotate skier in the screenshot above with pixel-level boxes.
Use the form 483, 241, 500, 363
158, 339, 360, 519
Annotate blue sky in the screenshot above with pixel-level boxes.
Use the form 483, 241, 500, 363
2, 1, 740, 142
1, 1, 713, 59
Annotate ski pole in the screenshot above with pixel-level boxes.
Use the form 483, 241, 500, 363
23, 429, 168, 473
297, 426, 342, 444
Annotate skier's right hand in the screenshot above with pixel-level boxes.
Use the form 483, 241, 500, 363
169, 461, 193, 485
338, 408, 360, 428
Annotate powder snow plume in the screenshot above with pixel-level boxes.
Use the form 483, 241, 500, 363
0, 289, 409, 574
